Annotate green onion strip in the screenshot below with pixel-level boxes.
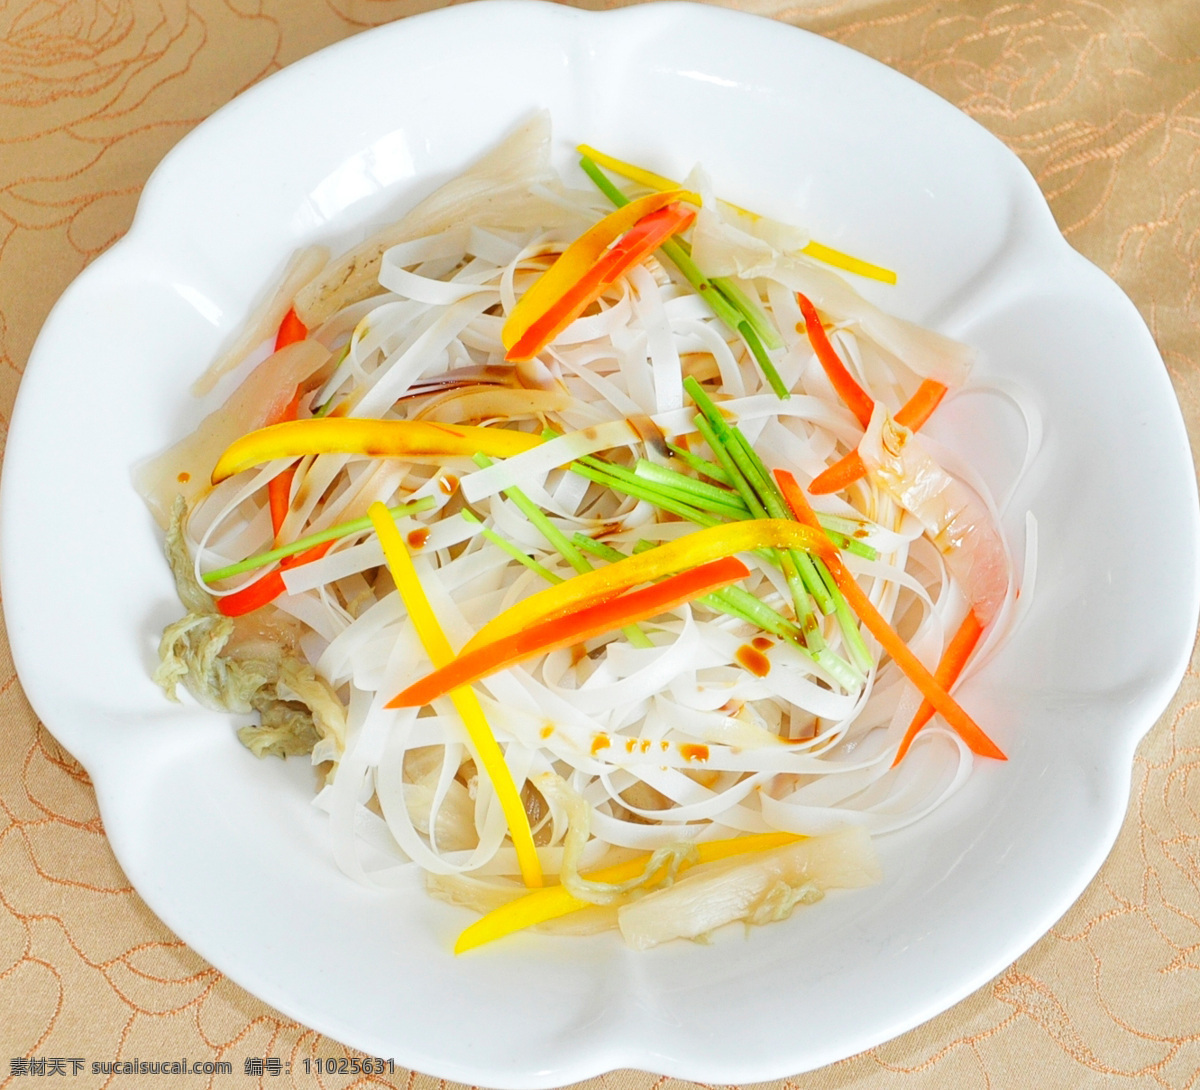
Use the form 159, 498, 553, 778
203, 496, 436, 583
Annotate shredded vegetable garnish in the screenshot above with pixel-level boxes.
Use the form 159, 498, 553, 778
455, 829, 806, 952
139, 114, 1034, 954
369, 502, 543, 887
211, 419, 543, 483
576, 144, 899, 285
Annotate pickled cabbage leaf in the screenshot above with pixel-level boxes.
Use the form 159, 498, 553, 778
154, 498, 347, 764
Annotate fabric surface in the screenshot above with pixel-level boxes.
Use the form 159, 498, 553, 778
2, 0, 1198, 1086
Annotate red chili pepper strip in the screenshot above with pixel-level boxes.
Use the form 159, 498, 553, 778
266, 385, 307, 538
268, 466, 298, 539
217, 539, 335, 617
267, 310, 311, 535
894, 607, 985, 764
274, 306, 308, 351
387, 557, 750, 709
797, 293, 874, 429
506, 203, 695, 363
809, 377, 949, 495
773, 468, 1004, 761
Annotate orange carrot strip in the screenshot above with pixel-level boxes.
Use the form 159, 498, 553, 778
810, 378, 949, 495
773, 468, 841, 537
829, 570, 1002, 759
772, 468, 1004, 761
797, 293, 874, 429
894, 607, 985, 764
387, 557, 749, 708
216, 539, 335, 617
893, 378, 948, 430
809, 450, 867, 495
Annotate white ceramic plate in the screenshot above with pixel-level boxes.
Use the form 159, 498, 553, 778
4, 2, 1197, 1084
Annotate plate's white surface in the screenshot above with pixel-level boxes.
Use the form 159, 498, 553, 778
3, 2, 1197, 1085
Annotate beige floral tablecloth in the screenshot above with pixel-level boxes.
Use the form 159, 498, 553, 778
2, 0, 1198, 1086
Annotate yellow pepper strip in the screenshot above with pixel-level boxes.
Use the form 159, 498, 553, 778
368, 503, 543, 889
455, 830, 803, 953
211, 419, 542, 484
461, 518, 833, 653
576, 144, 899, 285
797, 240, 898, 285
501, 189, 687, 353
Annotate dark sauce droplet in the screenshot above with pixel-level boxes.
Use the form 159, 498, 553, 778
735, 643, 771, 677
